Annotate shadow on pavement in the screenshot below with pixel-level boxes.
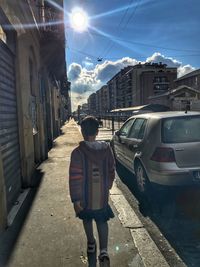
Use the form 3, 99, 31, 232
0, 169, 44, 267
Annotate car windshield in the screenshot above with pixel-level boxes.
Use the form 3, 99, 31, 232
162, 116, 200, 143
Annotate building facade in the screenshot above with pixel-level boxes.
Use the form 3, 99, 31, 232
107, 66, 133, 110
131, 62, 177, 106
174, 69, 200, 90
87, 93, 96, 115
0, 0, 69, 232
149, 85, 200, 111
95, 85, 109, 115
150, 69, 200, 111
105, 63, 177, 111
87, 63, 177, 115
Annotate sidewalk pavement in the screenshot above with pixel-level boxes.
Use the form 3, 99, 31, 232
0, 120, 169, 267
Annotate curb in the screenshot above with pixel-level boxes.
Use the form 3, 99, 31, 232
110, 181, 170, 267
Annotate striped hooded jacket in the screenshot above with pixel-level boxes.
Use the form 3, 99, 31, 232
69, 141, 115, 210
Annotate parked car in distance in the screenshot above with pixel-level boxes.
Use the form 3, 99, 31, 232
111, 111, 200, 194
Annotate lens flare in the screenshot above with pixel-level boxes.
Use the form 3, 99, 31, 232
70, 8, 89, 32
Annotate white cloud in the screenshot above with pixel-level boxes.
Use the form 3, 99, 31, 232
177, 64, 195, 78
146, 52, 195, 77
146, 52, 181, 67
94, 57, 138, 81
68, 52, 195, 111
68, 63, 82, 81
82, 57, 94, 69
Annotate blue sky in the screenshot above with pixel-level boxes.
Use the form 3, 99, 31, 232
64, 0, 200, 110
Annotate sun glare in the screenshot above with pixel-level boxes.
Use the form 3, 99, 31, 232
70, 8, 89, 32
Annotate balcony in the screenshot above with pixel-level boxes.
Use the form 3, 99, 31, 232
153, 77, 169, 84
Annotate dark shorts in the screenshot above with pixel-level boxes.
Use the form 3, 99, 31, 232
77, 204, 114, 222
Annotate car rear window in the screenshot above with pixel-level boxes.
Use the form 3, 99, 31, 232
162, 116, 200, 143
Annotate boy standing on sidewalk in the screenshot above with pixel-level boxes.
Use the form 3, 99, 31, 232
69, 116, 115, 267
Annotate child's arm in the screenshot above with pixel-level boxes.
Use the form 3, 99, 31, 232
73, 201, 83, 214
69, 149, 83, 206
108, 146, 115, 189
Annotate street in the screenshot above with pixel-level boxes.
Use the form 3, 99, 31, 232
97, 124, 200, 267
116, 162, 200, 267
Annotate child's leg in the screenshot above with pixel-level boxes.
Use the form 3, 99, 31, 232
83, 219, 95, 244
83, 219, 97, 266
96, 220, 108, 251
96, 221, 110, 266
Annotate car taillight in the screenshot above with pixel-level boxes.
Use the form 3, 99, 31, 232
151, 147, 176, 162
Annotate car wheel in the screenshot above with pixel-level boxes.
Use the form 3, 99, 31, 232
135, 162, 150, 195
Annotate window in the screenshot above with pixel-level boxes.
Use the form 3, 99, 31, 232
162, 116, 200, 143
154, 76, 168, 84
128, 118, 147, 139
154, 84, 169, 94
161, 77, 167, 82
120, 119, 134, 136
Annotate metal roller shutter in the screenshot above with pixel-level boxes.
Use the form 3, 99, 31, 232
0, 40, 22, 212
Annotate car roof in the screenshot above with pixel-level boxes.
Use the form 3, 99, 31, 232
128, 111, 200, 120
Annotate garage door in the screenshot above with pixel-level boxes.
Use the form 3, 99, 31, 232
0, 40, 21, 212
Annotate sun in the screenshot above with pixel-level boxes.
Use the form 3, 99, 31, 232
70, 8, 89, 32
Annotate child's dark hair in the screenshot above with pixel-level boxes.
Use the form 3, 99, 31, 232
80, 116, 99, 136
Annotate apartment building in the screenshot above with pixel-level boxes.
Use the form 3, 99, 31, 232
87, 63, 177, 114
88, 93, 96, 115
107, 66, 133, 110
107, 77, 117, 111
174, 69, 200, 90
100, 85, 109, 114
0, 0, 69, 232
105, 63, 177, 111
131, 62, 177, 105
150, 69, 200, 111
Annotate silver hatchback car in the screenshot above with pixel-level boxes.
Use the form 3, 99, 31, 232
111, 111, 200, 194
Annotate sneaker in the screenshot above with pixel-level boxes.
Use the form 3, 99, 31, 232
98, 251, 110, 267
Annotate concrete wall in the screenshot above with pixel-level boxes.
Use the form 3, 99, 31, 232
0, 0, 67, 231
0, 0, 42, 185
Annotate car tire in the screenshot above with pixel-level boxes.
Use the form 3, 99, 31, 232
135, 162, 151, 196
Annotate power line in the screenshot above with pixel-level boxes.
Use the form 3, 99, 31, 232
100, 0, 135, 58
103, 0, 141, 58
121, 0, 141, 31
67, 46, 200, 62
88, 29, 200, 53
